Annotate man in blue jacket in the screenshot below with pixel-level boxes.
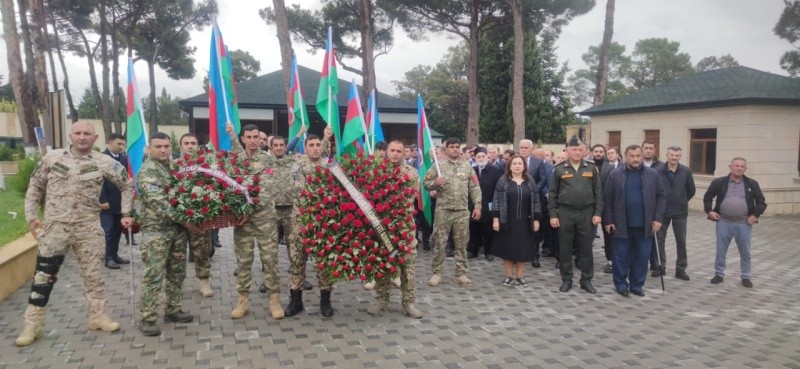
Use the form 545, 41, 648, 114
603, 145, 666, 297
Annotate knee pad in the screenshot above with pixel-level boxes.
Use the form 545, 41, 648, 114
28, 255, 65, 307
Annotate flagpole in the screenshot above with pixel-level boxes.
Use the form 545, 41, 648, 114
426, 122, 441, 176
129, 57, 149, 145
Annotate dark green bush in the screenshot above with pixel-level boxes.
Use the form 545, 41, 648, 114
9, 154, 40, 193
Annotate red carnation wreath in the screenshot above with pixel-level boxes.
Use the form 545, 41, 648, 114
298, 152, 418, 284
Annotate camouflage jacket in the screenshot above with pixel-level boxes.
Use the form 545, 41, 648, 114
228, 137, 278, 220
423, 158, 482, 211
393, 161, 419, 213
270, 154, 298, 206
25, 147, 133, 223
136, 158, 178, 230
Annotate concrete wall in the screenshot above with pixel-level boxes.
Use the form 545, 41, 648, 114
589, 104, 800, 214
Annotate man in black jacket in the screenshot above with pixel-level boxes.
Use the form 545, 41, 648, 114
603, 144, 666, 297
703, 157, 766, 288
467, 147, 504, 261
653, 146, 695, 280
99, 133, 130, 269
600, 146, 621, 273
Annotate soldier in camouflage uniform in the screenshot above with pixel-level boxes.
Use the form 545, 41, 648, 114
15, 122, 135, 346
226, 123, 284, 320
137, 132, 196, 336
424, 137, 482, 288
284, 128, 339, 318
367, 141, 423, 318
177, 133, 214, 298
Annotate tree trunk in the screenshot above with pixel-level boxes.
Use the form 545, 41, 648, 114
593, 0, 615, 106
148, 59, 158, 134
49, 12, 77, 122
111, 10, 123, 133
99, 2, 112, 139
17, 0, 36, 97
272, 0, 293, 94
1, 0, 37, 144
465, 0, 481, 145
41, 3, 58, 91
508, 0, 525, 147
359, 0, 376, 108
78, 29, 104, 127
29, 0, 52, 134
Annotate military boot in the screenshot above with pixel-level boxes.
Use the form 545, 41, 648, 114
88, 315, 120, 332
269, 293, 285, 320
230, 295, 249, 319
319, 289, 334, 317
14, 323, 43, 346
164, 310, 194, 323
454, 275, 475, 287
366, 299, 389, 315
428, 274, 442, 287
284, 289, 304, 317
138, 320, 161, 337
403, 303, 423, 319
198, 279, 213, 298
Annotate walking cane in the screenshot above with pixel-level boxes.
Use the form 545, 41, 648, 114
653, 230, 665, 291
128, 227, 136, 323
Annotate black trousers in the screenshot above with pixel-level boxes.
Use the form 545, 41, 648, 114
468, 221, 493, 255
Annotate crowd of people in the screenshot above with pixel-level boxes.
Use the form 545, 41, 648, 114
13, 121, 767, 347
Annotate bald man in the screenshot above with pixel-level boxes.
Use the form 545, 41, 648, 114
16, 122, 135, 346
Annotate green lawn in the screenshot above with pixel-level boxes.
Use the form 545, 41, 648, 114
0, 177, 29, 247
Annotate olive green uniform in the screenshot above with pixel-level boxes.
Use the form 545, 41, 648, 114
548, 159, 603, 283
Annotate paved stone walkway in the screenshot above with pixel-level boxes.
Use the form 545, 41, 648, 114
1, 211, 799, 368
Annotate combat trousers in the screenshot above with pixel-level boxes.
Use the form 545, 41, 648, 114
178, 229, 212, 279
24, 220, 108, 325
375, 240, 418, 304
139, 224, 187, 322
431, 208, 469, 277
234, 208, 280, 295
557, 205, 594, 282
288, 216, 332, 291
275, 205, 295, 260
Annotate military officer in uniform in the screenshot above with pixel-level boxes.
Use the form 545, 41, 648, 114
226, 123, 285, 320
176, 133, 215, 298
549, 135, 603, 294
285, 128, 340, 318
424, 137, 482, 288
367, 140, 423, 318
137, 132, 196, 336
15, 122, 134, 346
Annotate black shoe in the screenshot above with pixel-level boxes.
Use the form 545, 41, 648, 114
502, 277, 513, 287
554, 261, 561, 269
114, 256, 130, 265
675, 270, 690, 281
284, 289, 304, 317
259, 283, 268, 293
484, 254, 494, 261
422, 243, 431, 251
710, 275, 724, 284
559, 280, 572, 292
105, 259, 120, 269
617, 288, 630, 297
531, 258, 541, 268
303, 281, 313, 291
594, 234, 600, 239
164, 310, 194, 323
209, 245, 215, 258
580, 280, 596, 294
213, 242, 221, 248
467, 252, 478, 259
604, 265, 613, 274
515, 277, 528, 286
445, 250, 455, 257
742, 279, 753, 288
651, 270, 660, 277
138, 320, 160, 336
631, 290, 645, 297
131, 239, 138, 246
233, 269, 238, 276
320, 290, 334, 317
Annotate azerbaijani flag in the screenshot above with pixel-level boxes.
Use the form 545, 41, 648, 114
208, 22, 240, 150
341, 79, 368, 156
315, 26, 341, 160
288, 54, 309, 153
125, 57, 147, 191
417, 94, 437, 224
365, 89, 384, 152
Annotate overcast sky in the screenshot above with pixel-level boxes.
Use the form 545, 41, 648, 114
0, 0, 792, 105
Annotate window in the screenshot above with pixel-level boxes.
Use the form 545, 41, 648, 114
608, 131, 621, 151
690, 129, 717, 175
644, 130, 660, 158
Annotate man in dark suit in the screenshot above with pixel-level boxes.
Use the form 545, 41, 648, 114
518, 139, 547, 267
467, 147, 504, 261
600, 146, 621, 273
99, 133, 130, 269
488, 146, 505, 172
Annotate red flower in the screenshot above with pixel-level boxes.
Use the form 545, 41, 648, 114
382, 217, 391, 225
184, 209, 194, 216
332, 270, 340, 278
360, 274, 367, 281
349, 275, 355, 281
190, 193, 198, 199
201, 206, 209, 214
376, 272, 384, 279
318, 262, 325, 269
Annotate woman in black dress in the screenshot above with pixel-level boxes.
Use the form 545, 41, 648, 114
491, 155, 541, 286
